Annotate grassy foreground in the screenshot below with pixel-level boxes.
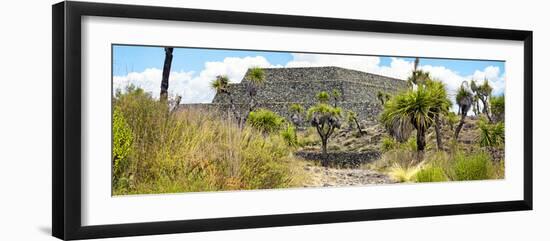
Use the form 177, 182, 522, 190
112, 87, 307, 195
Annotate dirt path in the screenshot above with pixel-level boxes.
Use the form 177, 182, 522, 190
301, 163, 395, 187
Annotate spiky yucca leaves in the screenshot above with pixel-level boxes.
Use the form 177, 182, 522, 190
290, 103, 304, 113
244, 67, 266, 113
426, 80, 452, 150
470, 79, 493, 121
210, 75, 230, 94
247, 109, 285, 135
407, 69, 431, 87
454, 82, 474, 139
289, 103, 305, 127
246, 67, 266, 85
211, 75, 239, 121
380, 85, 437, 153
477, 117, 505, 148
316, 91, 330, 104
346, 110, 365, 135
307, 103, 342, 166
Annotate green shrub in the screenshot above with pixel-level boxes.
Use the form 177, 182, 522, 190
452, 152, 493, 181
112, 106, 133, 184
415, 166, 448, 182
381, 136, 398, 152
478, 118, 505, 147
490, 95, 505, 122
280, 124, 298, 147
247, 109, 285, 134
316, 91, 330, 103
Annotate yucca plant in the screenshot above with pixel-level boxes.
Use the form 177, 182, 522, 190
426, 79, 452, 150
346, 110, 365, 135
454, 82, 473, 139
490, 95, 505, 122
478, 117, 505, 147
244, 67, 266, 113
211, 75, 239, 121
289, 103, 305, 127
332, 89, 342, 107
380, 85, 437, 154
307, 103, 342, 166
247, 109, 285, 135
316, 91, 330, 104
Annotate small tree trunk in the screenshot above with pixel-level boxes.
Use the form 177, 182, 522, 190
353, 118, 365, 136
481, 99, 492, 123
454, 114, 466, 139
434, 114, 443, 150
160, 47, 174, 102
321, 138, 328, 167
416, 127, 426, 153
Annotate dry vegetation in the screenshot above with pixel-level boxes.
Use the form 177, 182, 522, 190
112, 86, 309, 195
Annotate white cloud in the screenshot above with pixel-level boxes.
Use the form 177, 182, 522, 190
113, 53, 505, 105
113, 56, 277, 103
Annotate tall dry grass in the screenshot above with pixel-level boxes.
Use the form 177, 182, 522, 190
112, 87, 306, 195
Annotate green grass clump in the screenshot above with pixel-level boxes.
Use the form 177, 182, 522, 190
112, 86, 306, 195
280, 124, 298, 147
388, 164, 420, 183
414, 166, 448, 183
452, 152, 494, 181
247, 109, 285, 134
381, 136, 398, 152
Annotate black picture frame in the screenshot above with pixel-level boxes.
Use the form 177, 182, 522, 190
52, 1, 533, 240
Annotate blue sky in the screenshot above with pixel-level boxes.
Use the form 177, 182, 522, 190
113, 45, 505, 104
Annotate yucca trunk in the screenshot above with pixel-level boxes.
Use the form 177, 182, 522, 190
454, 114, 466, 139
160, 47, 174, 102
353, 117, 365, 136
416, 127, 427, 152
434, 114, 443, 150
481, 98, 492, 122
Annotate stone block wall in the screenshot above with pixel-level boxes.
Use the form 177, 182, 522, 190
190, 66, 407, 125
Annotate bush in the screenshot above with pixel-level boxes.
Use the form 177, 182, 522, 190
478, 118, 505, 147
280, 124, 298, 147
490, 95, 505, 122
415, 166, 448, 182
381, 136, 398, 152
452, 152, 493, 181
112, 106, 133, 185
112, 87, 304, 195
247, 109, 285, 134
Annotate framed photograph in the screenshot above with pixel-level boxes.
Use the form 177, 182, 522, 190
52, 1, 533, 240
